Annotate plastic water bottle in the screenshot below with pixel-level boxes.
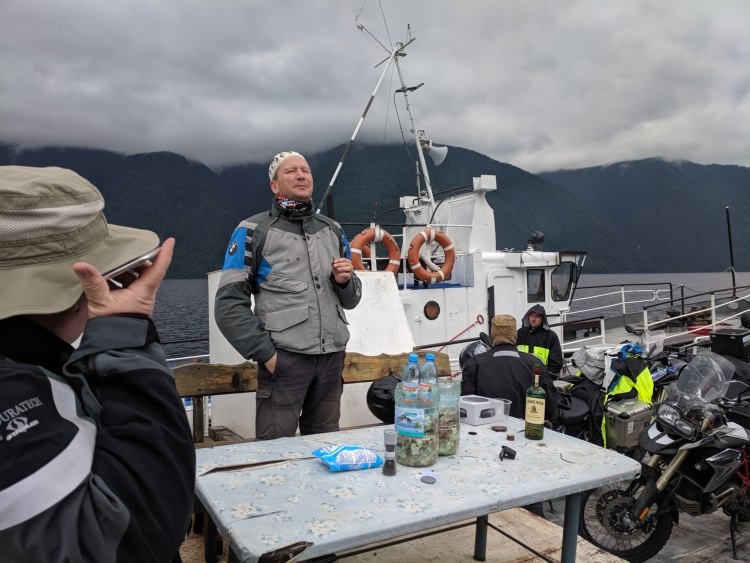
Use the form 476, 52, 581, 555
420, 353, 438, 385
395, 352, 439, 467
401, 352, 421, 383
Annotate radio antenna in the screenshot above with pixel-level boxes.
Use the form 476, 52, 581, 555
316, 38, 415, 215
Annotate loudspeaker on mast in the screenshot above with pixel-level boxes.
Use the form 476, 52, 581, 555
418, 130, 448, 166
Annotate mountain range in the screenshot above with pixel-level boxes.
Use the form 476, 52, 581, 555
1, 142, 747, 278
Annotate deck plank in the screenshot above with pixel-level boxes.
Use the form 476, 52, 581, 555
180, 508, 624, 562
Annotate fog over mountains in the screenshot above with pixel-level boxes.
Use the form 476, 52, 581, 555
1, 143, 747, 278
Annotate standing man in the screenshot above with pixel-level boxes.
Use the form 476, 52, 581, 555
215, 151, 362, 440
516, 304, 564, 376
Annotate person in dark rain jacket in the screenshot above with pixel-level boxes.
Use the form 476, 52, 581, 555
516, 304, 564, 376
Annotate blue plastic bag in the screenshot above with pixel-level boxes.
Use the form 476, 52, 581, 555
312, 444, 383, 472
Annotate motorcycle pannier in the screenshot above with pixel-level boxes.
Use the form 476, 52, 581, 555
709, 328, 750, 360
605, 398, 652, 450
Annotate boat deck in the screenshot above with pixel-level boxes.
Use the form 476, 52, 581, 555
180, 498, 750, 562
179, 507, 624, 562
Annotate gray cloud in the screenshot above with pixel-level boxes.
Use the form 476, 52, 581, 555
1, 0, 748, 172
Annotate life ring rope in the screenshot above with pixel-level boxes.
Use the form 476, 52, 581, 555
407, 227, 456, 284
350, 227, 401, 274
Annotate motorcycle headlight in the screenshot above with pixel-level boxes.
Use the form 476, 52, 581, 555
656, 403, 681, 425
673, 419, 698, 440
656, 403, 697, 439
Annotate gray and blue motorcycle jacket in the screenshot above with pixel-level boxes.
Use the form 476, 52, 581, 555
214, 202, 362, 363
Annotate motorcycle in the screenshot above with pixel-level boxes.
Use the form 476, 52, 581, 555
578, 351, 750, 562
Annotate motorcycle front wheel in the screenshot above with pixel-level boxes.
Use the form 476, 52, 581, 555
579, 481, 674, 562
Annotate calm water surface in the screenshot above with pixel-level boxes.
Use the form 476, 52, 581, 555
153, 279, 209, 359
154, 272, 750, 359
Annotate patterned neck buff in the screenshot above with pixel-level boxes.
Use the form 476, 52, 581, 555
274, 196, 314, 214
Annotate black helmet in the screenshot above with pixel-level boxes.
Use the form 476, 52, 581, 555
459, 340, 491, 370
366, 374, 401, 424
741, 311, 750, 329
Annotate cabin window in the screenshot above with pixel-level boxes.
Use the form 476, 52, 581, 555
424, 301, 441, 320
526, 269, 545, 302
551, 262, 574, 301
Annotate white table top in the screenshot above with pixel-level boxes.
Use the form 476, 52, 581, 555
195, 417, 640, 562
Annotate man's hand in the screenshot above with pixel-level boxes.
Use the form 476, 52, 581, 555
264, 352, 278, 374
73, 237, 175, 318
331, 257, 353, 285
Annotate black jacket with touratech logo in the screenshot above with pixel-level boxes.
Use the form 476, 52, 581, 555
0, 315, 195, 563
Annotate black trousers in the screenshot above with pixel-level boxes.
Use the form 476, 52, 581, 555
255, 349, 345, 440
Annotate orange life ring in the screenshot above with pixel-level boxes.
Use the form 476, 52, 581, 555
350, 227, 401, 273
407, 228, 456, 284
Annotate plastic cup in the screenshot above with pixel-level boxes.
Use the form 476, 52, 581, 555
495, 399, 511, 428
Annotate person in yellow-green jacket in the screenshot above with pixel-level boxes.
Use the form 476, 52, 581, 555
516, 304, 563, 376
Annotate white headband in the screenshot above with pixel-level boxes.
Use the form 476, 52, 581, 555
268, 151, 304, 180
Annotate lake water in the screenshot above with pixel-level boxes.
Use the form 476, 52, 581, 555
153, 278, 210, 360
154, 271, 750, 360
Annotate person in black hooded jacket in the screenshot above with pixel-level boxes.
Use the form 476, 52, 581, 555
516, 304, 564, 376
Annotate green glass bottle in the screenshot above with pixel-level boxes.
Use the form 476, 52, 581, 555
524, 367, 546, 440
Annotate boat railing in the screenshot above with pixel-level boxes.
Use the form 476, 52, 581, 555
642, 284, 750, 316
341, 218, 474, 290
167, 353, 210, 367
641, 288, 750, 334
561, 284, 750, 357
568, 282, 675, 318
554, 316, 609, 353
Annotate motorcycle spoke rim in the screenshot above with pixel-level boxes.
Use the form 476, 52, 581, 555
583, 484, 659, 553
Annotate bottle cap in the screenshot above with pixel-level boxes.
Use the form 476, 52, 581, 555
384, 429, 397, 445
408, 352, 419, 363
425, 352, 435, 361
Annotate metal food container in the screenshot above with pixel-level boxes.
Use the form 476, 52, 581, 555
604, 398, 652, 450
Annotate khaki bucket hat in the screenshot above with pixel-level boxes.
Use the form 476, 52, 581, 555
0, 165, 159, 320
491, 314, 518, 346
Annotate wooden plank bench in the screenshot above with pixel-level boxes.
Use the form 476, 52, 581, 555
173, 350, 451, 444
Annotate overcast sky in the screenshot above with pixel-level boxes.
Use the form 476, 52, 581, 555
2, 0, 749, 173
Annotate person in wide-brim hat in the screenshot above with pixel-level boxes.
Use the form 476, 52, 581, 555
0, 165, 195, 563
0, 165, 159, 320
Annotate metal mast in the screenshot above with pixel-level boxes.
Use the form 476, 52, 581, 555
316, 38, 415, 215
393, 56, 435, 208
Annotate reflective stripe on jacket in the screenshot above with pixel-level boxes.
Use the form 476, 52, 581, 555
516, 344, 550, 366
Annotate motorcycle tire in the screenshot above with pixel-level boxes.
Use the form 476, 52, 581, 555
579, 480, 673, 563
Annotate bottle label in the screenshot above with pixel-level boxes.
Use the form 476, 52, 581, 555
384, 450, 395, 460
395, 405, 426, 437
525, 397, 545, 425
